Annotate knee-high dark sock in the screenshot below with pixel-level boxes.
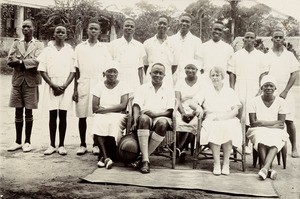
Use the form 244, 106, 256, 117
49, 110, 57, 147
58, 110, 67, 147
15, 108, 23, 144
24, 108, 33, 144
79, 118, 87, 147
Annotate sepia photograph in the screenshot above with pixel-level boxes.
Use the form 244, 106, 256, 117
0, 0, 299, 198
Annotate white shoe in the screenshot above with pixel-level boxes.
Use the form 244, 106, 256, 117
97, 157, 105, 168
245, 146, 252, 155
77, 146, 87, 155
22, 143, 32, 152
44, 146, 56, 155
7, 143, 22, 151
92, 146, 100, 155
58, 146, 67, 155
221, 164, 230, 175
105, 158, 114, 169
213, 163, 221, 175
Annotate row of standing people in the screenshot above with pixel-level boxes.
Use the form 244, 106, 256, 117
6, 14, 299, 168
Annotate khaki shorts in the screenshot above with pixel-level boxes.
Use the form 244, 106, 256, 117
9, 81, 39, 109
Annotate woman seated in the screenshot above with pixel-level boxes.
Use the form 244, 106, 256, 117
91, 61, 130, 169
246, 75, 289, 180
190, 66, 242, 175
175, 60, 203, 162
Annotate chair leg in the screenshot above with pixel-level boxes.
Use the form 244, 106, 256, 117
277, 151, 281, 165
282, 142, 287, 169
190, 135, 195, 156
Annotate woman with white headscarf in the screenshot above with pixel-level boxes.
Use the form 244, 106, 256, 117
246, 75, 289, 180
175, 60, 203, 162
91, 61, 130, 169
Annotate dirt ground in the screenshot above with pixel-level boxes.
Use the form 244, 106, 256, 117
0, 74, 300, 199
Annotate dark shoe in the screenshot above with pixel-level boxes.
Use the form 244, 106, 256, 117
140, 161, 150, 174
131, 156, 142, 169
179, 150, 186, 163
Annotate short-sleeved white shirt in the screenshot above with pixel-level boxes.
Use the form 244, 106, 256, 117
201, 39, 233, 76
266, 48, 300, 92
143, 35, 176, 86
90, 81, 129, 109
38, 42, 75, 77
247, 96, 288, 121
75, 40, 112, 79
109, 37, 145, 88
133, 82, 175, 113
170, 31, 202, 82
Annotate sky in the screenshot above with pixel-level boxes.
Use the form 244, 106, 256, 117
100, 0, 300, 20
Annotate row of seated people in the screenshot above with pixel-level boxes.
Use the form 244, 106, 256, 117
94, 60, 288, 180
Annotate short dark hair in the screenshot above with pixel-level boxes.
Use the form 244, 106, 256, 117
158, 14, 170, 23
124, 18, 136, 25
244, 31, 256, 38
272, 29, 285, 37
151, 63, 165, 70
179, 13, 193, 20
88, 18, 101, 26
214, 20, 224, 26
23, 19, 35, 28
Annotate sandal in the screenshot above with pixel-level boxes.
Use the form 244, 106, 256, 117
258, 168, 268, 180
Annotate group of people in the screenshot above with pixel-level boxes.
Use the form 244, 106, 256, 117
6, 12, 299, 179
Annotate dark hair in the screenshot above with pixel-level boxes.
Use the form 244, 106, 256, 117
244, 31, 256, 38
151, 63, 165, 70
88, 18, 101, 26
158, 14, 170, 23
214, 21, 224, 26
23, 19, 35, 28
272, 29, 284, 37
124, 18, 136, 25
179, 13, 193, 20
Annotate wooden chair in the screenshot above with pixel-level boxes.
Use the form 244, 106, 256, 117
192, 116, 246, 172
252, 141, 287, 169
126, 99, 177, 169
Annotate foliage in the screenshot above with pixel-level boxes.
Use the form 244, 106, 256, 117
36, 0, 125, 46
122, 1, 178, 43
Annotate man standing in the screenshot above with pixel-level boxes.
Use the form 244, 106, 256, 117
227, 31, 268, 154
267, 30, 299, 158
201, 21, 233, 86
131, 63, 175, 174
143, 15, 177, 87
73, 19, 112, 155
7, 19, 44, 152
170, 13, 202, 84
109, 18, 145, 95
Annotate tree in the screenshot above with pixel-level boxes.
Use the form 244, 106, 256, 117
36, 0, 124, 46
122, 1, 178, 43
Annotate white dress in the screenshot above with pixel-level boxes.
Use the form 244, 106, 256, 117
193, 86, 242, 147
175, 78, 203, 134
38, 42, 75, 111
246, 96, 289, 151
90, 81, 129, 144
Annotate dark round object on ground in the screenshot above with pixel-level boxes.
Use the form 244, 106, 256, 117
117, 133, 140, 164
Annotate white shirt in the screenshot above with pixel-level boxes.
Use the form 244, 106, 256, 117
201, 39, 233, 76
109, 37, 145, 88
170, 31, 202, 82
38, 42, 75, 77
133, 82, 175, 113
75, 40, 112, 79
227, 48, 268, 101
143, 35, 176, 86
266, 48, 300, 92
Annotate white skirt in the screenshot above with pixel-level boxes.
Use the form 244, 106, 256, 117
246, 127, 289, 151
91, 113, 127, 144
42, 77, 73, 111
200, 118, 242, 147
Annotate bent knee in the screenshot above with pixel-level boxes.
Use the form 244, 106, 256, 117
138, 114, 151, 127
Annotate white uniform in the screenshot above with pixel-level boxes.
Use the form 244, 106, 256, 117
38, 42, 75, 110
109, 37, 145, 92
266, 48, 300, 121
170, 31, 202, 84
227, 48, 268, 125
200, 39, 233, 86
143, 35, 176, 87
74, 40, 112, 118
